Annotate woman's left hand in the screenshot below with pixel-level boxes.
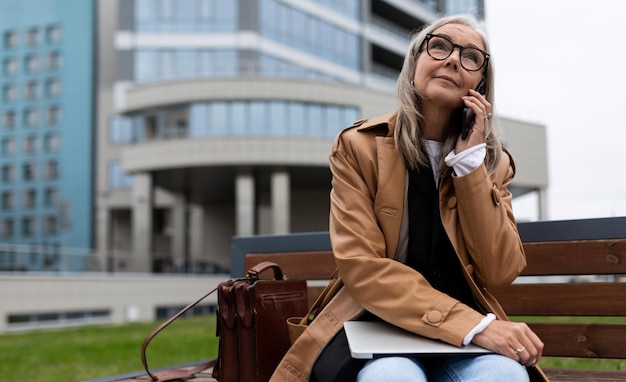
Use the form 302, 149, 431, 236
455, 89, 492, 153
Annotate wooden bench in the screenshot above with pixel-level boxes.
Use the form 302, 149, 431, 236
105, 217, 626, 382
240, 219, 626, 382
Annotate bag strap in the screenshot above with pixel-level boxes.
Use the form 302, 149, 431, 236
140, 261, 284, 381
141, 285, 220, 381
301, 269, 343, 325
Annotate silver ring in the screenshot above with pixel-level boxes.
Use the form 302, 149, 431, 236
485, 113, 493, 120
515, 346, 525, 355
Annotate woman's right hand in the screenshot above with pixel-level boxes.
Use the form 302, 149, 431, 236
471, 320, 544, 366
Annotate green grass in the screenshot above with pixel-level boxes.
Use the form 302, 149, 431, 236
2, 315, 625, 381
0, 316, 217, 382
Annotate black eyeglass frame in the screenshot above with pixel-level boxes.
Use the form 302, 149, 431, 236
420, 33, 490, 72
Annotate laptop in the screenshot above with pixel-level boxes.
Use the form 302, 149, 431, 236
343, 320, 493, 359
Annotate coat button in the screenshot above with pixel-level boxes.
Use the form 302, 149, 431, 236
447, 196, 457, 209
426, 310, 443, 324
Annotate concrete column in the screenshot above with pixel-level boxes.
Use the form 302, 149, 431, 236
189, 203, 204, 271
96, 203, 111, 272
271, 170, 290, 234
170, 192, 186, 272
538, 187, 549, 221
235, 170, 255, 236
132, 173, 153, 272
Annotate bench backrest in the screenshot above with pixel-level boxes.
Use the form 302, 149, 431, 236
244, 238, 626, 360
490, 239, 626, 359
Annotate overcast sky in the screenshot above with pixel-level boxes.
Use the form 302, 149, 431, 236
484, 0, 626, 221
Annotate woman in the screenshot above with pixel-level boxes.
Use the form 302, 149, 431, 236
270, 14, 546, 382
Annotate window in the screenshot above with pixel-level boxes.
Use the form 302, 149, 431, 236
44, 216, 58, 234
26, 27, 38, 46
2, 165, 15, 182
109, 116, 134, 143
3, 57, 18, 76
1, 191, 14, 210
24, 135, 37, 154
3, 110, 16, 128
1, 219, 14, 238
24, 108, 38, 127
2, 137, 16, 155
21, 217, 36, 237
25, 54, 39, 73
44, 188, 58, 207
45, 78, 61, 97
3, 84, 17, 102
25, 81, 38, 100
46, 24, 62, 44
46, 105, 60, 125
47, 51, 61, 70
3, 30, 17, 49
23, 189, 36, 209
45, 160, 58, 180
44, 133, 60, 152
164, 108, 188, 139
23, 162, 37, 181
108, 161, 133, 189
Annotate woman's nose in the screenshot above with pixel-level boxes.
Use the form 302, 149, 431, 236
444, 49, 461, 69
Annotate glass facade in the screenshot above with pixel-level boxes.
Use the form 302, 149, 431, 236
259, 0, 360, 70
0, 0, 94, 272
0, 20, 65, 245
134, 49, 338, 83
134, 0, 238, 32
111, 101, 359, 144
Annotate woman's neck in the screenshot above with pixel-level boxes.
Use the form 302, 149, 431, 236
421, 103, 452, 142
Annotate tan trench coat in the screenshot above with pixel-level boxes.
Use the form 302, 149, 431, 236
270, 112, 547, 381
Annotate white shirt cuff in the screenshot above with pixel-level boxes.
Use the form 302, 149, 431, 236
463, 313, 496, 345
444, 144, 487, 176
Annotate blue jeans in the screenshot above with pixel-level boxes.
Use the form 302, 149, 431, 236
357, 354, 529, 382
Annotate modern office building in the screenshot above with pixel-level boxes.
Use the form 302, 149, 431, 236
94, 0, 547, 274
0, 0, 95, 271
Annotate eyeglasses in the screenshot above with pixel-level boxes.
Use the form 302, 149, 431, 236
421, 34, 490, 72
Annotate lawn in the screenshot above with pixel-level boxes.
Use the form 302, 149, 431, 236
0, 316, 217, 382
1, 315, 625, 381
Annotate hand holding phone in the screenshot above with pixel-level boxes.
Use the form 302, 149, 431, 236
460, 80, 486, 140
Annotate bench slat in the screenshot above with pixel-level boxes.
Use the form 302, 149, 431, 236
542, 368, 626, 382
527, 322, 626, 359
521, 239, 626, 276
489, 282, 626, 316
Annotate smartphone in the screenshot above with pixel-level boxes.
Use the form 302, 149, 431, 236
460, 80, 486, 140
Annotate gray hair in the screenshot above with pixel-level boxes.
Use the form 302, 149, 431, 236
395, 14, 502, 175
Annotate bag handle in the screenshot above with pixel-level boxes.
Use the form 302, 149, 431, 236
246, 260, 284, 280
140, 261, 285, 381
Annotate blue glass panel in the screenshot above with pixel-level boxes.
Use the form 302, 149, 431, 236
231, 102, 248, 136
209, 102, 229, 135
288, 103, 306, 136
308, 105, 323, 137
189, 103, 208, 137
175, 50, 197, 79
109, 116, 133, 143
249, 102, 266, 135
268, 102, 287, 136
134, 50, 158, 82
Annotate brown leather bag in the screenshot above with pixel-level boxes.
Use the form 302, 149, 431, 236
141, 261, 308, 382
213, 261, 308, 382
